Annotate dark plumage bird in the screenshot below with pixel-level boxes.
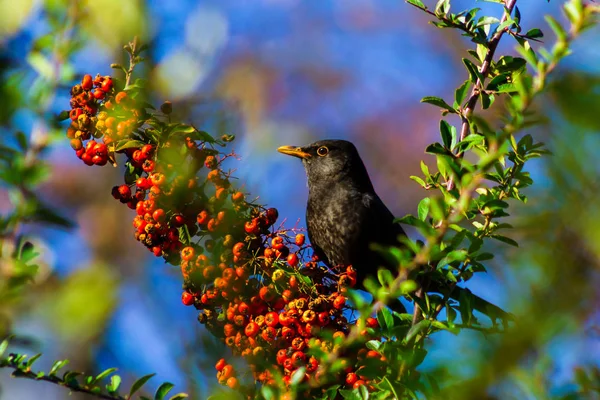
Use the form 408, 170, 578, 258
278, 139, 510, 321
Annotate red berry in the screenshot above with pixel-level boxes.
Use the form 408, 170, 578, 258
295, 233, 305, 246
244, 321, 259, 337
152, 209, 166, 223
101, 78, 113, 93
92, 88, 105, 100
346, 372, 358, 385
117, 184, 131, 199
333, 295, 346, 310
287, 253, 299, 267
115, 91, 127, 104
81, 74, 93, 91
181, 291, 194, 306
215, 358, 226, 372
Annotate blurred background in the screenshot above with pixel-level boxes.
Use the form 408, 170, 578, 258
0, 0, 598, 398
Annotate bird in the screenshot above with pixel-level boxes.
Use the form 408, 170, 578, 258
277, 139, 511, 322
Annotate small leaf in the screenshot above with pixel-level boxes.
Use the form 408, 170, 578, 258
439, 120, 454, 149
0, 337, 11, 357
425, 143, 449, 155
129, 373, 156, 398
405, 320, 431, 343
107, 375, 122, 393
545, 15, 567, 41
49, 360, 69, 376
462, 58, 483, 83
490, 234, 519, 247
421, 96, 456, 113
56, 110, 70, 121
365, 340, 381, 351
410, 176, 426, 187
95, 367, 117, 383
406, 0, 426, 8
169, 394, 189, 400
155, 382, 174, 400
26, 354, 42, 368
377, 307, 394, 331
524, 28, 543, 39
454, 80, 471, 107
115, 140, 145, 152
377, 269, 394, 287
417, 198, 430, 221
290, 367, 306, 386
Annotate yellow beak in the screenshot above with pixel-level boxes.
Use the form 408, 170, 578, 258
277, 145, 311, 159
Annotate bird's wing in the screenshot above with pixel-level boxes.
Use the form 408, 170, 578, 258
361, 193, 407, 247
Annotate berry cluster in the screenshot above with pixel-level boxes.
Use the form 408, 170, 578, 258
64, 64, 388, 398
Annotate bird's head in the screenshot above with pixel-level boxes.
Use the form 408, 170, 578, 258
277, 139, 374, 191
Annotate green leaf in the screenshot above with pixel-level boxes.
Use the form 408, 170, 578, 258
365, 340, 382, 351
406, 0, 426, 8
169, 394, 189, 400
377, 307, 394, 332
454, 80, 471, 107
417, 197, 430, 221
462, 58, 483, 83
115, 140, 145, 152
129, 373, 156, 398
490, 234, 519, 247
339, 389, 363, 400
107, 375, 122, 393
49, 360, 69, 376
405, 320, 430, 343
95, 367, 118, 383
431, 320, 460, 335
524, 28, 544, 39
545, 15, 567, 41
410, 175, 426, 187
476, 16, 500, 27
155, 382, 174, 400
377, 269, 394, 287
425, 143, 450, 155
421, 96, 456, 113
25, 353, 42, 368
437, 250, 468, 268
439, 120, 455, 149
0, 337, 10, 357
290, 367, 306, 386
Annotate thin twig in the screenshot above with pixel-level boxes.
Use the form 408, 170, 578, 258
447, 0, 518, 191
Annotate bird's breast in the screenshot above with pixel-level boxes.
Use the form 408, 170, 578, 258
306, 188, 365, 266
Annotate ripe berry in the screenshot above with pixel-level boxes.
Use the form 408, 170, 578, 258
244, 321, 259, 337
181, 291, 195, 306
333, 295, 346, 310
152, 209, 166, 223
215, 358, 226, 372
181, 246, 195, 262
353, 380, 365, 389
92, 88, 105, 100
226, 377, 239, 390
346, 372, 358, 385
81, 75, 94, 92
295, 234, 305, 247
101, 78, 113, 93
287, 253, 299, 267
117, 184, 131, 199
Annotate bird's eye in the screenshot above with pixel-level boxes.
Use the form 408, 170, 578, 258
316, 146, 329, 156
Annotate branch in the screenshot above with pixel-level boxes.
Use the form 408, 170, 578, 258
447, 0, 518, 191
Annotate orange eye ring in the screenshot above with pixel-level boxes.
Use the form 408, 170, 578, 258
317, 146, 329, 156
